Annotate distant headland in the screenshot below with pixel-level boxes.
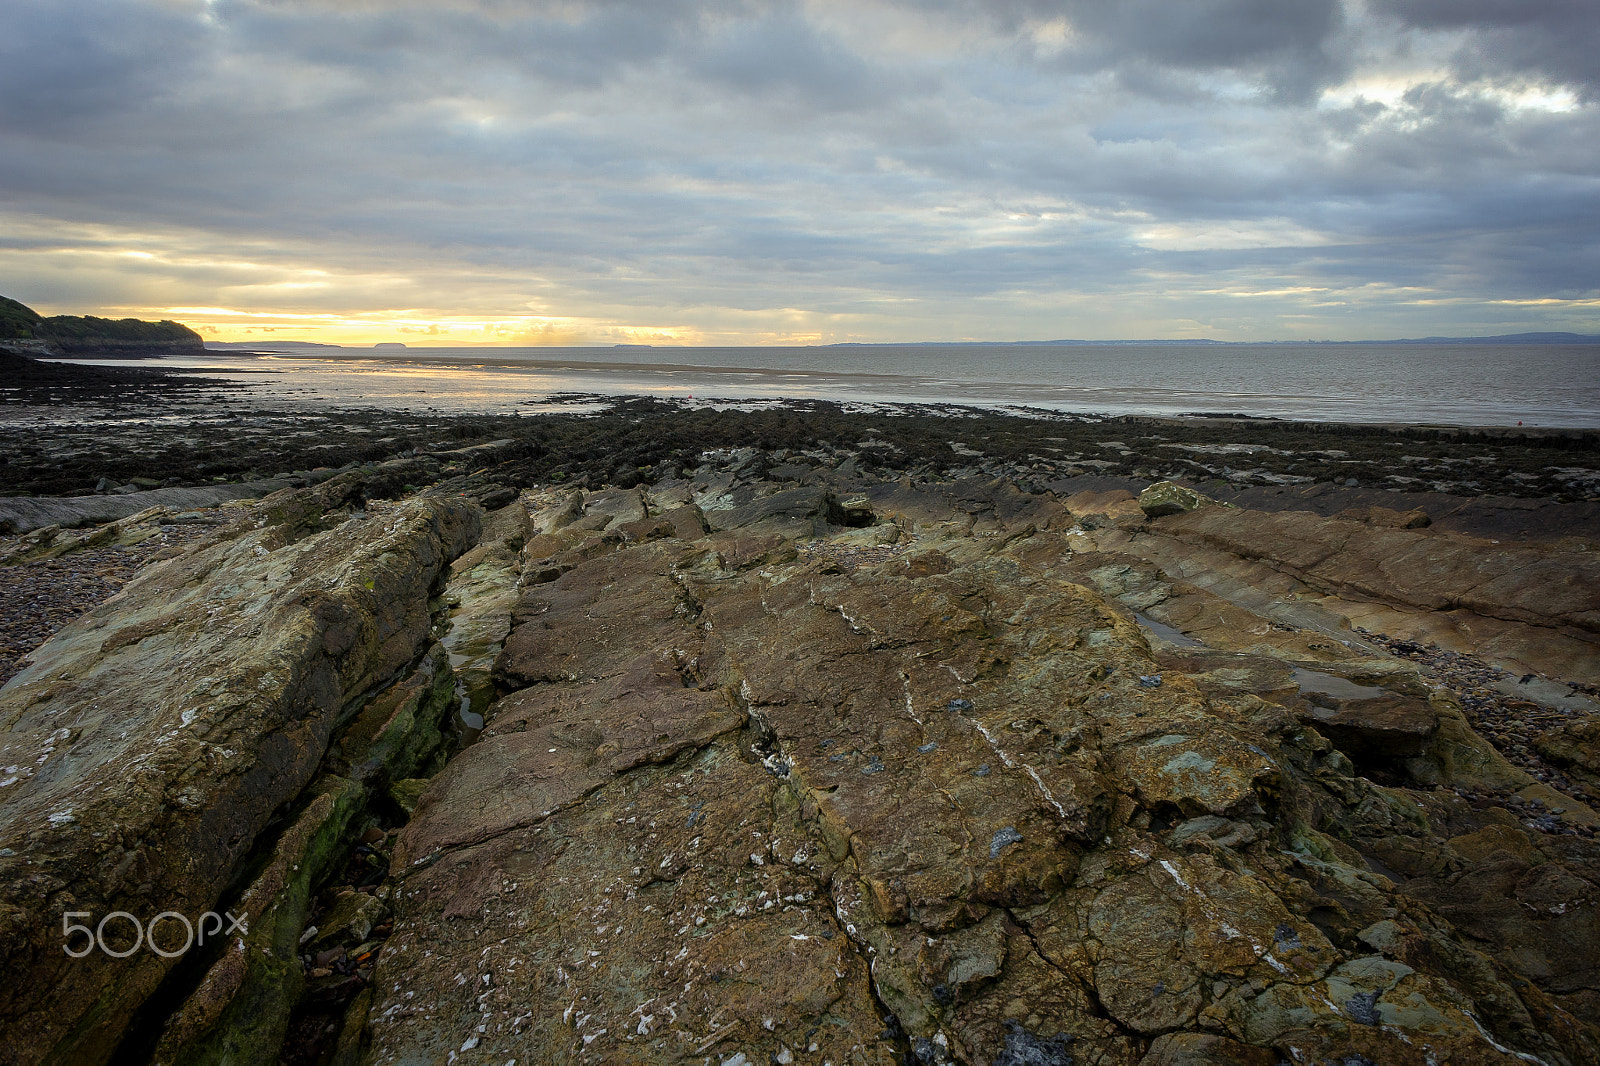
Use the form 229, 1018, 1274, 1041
0, 294, 204, 358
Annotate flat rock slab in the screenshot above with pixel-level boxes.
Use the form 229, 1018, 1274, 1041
0, 480, 296, 533
371, 480, 1598, 1065
1153, 506, 1600, 636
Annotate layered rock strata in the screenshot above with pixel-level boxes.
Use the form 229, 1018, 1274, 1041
363, 475, 1598, 1065
1, 462, 1597, 1065
0, 479, 478, 1064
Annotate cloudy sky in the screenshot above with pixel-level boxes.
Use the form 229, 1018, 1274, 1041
1, 0, 1597, 345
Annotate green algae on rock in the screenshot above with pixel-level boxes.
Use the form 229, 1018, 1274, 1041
0, 478, 477, 1065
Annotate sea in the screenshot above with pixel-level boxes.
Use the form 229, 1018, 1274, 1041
50, 342, 1600, 428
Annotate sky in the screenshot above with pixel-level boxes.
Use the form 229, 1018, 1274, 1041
1, 0, 1597, 346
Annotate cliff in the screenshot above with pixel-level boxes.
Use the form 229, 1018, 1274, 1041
0, 294, 206, 356
0, 451, 1596, 1065
0, 296, 44, 341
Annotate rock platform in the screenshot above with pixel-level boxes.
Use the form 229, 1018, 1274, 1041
0, 456, 1597, 1065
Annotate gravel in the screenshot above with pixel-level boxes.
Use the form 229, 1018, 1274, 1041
0, 524, 213, 687
1360, 629, 1599, 837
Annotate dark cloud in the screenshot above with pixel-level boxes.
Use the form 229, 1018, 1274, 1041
1067, 0, 1347, 101
923, 0, 1347, 100
0, 0, 211, 134
1370, 0, 1600, 99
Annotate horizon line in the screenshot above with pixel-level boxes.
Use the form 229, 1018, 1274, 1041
205, 330, 1600, 350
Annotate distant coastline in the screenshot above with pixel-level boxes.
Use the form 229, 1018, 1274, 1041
204, 331, 1600, 351
825, 332, 1600, 347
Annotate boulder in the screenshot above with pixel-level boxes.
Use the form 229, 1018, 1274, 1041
1138, 481, 1210, 518
388, 778, 431, 815
1064, 488, 1148, 529
0, 480, 296, 535
1334, 504, 1432, 528
1304, 694, 1441, 763
1536, 714, 1600, 775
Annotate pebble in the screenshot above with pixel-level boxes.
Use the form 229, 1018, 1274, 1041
1360, 628, 1599, 832
0, 521, 213, 687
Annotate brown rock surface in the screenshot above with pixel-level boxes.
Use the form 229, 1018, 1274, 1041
4, 460, 1598, 1066
0, 491, 478, 1065
362, 476, 1599, 1066
1152, 506, 1600, 638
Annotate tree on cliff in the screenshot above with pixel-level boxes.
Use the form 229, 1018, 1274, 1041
0, 295, 44, 340
0, 294, 204, 353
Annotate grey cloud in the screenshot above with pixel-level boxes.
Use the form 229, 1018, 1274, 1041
923, 0, 1349, 101
689, 12, 894, 109
0, 0, 211, 134
211, 0, 696, 88
1370, 0, 1600, 98
0, 0, 1594, 340
1067, 0, 1347, 99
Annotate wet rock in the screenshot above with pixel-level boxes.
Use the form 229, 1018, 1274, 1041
1138, 481, 1209, 518
388, 777, 431, 815
1305, 694, 1440, 762
311, 892, 386, 950
473, 484, 517, 510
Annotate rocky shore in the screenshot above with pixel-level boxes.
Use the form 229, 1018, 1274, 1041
0, 397, 1597, 1065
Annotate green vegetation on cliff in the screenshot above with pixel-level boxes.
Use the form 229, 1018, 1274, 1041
39, 314, 204, 352
0, 295, 44, 340
0, 293, 204, 353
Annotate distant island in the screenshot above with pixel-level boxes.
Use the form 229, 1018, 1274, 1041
0, 294, 204, 357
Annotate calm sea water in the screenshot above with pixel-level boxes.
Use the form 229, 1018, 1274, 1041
57, 342, 1600, 427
